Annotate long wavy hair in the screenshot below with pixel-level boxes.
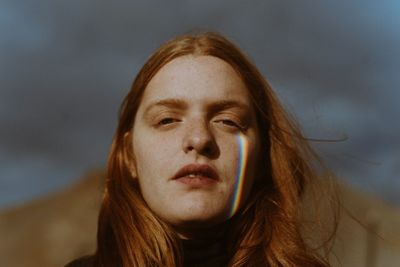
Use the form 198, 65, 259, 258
93, 32, 334, 267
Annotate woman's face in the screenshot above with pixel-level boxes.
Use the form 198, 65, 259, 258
131, 55, 260, 234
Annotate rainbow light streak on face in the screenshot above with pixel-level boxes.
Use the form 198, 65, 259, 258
229, 133, 249, 218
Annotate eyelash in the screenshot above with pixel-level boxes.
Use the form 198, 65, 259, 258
157, 117, 180, 125
155, 117, 246, 131
215, 119, 246, 130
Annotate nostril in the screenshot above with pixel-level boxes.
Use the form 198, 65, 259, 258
181, 122, 219, 157
182, 135, 220, 159
203, 145, 213, 156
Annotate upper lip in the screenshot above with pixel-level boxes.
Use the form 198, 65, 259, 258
172, 164, 219, 180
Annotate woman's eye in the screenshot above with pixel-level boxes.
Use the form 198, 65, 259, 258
221, 120, 239, 127
216, 119, 243, 129
214, 117, 248, 131
158, 118, 178, 125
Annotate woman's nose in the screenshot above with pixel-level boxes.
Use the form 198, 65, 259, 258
182, 120, 218, 157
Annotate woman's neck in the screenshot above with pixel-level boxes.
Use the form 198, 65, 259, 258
179, 225, 229, 267
173, 220, 228, 240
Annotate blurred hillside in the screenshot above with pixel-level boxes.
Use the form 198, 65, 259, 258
0, 171, 399, 267
0, 170, 104, 267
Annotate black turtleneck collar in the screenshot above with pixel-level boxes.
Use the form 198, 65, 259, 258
181, 232, 229, 267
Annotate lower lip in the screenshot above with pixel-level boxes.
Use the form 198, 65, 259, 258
175, 175, 218, 186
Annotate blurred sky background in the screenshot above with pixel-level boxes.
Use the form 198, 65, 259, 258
1, 0, 399, 209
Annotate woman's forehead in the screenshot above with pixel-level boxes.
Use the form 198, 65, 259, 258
140, 55, 251, 109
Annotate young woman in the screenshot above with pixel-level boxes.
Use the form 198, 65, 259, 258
66, 32, 333, 267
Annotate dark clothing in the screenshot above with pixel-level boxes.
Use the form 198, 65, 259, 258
181, 236, 229, 267
65, 235, 229, 267
65, 255, 94, 267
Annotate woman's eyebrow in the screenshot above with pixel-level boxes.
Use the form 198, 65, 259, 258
208, 100, 250, 113
143, 98, 188, 115
143, 98, 250, 116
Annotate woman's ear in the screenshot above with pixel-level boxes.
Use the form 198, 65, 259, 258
123, 132, 138, 178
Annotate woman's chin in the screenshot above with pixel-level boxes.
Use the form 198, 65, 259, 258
167, 208, 230, 229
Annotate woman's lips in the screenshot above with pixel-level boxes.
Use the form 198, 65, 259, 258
172, 164, 219, 187
175, 175, 218, 186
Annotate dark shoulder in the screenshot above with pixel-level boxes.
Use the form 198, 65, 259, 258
64, 255, 94, 267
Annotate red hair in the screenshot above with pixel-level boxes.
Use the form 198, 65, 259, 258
93, 32, 333, 266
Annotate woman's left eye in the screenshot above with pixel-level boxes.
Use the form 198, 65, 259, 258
158, 118, 179, 125
221, 120, 239, 127
215, 119, 243, 129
